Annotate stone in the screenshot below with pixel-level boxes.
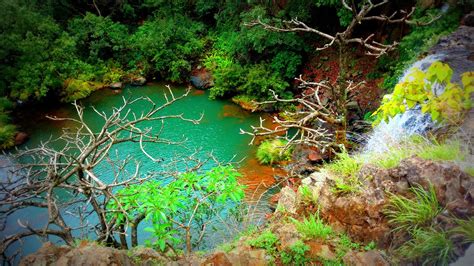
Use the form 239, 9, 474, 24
306, 241, 336, 261
20, 242, 70, 266
190, 67, 213, 89
131, 246, 167, 265
308, 149, 323, 162
274, 223, 300, 250
276, 186, 298, 214
462, 11, 474, 27
130, 76, 147, 86
343, 250, 389, 266
20, 242, 133, 266
109, 82, 124, 89
388, 157, 474, 217
14, 131, 29, 146
201, 252, 232, 266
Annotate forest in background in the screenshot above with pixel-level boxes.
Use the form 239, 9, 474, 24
0, 0, 466, 149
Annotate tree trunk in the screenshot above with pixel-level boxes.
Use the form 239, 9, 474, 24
185, 227, 192, 255
131, 213, 146, 247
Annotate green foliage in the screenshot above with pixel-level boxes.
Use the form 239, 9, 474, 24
374, 62, 473, 125
291, 213, 333, 240
247, 229, 279, 257
61, 79, 103, 102
335, 233, 361, 259
68, 13, 130, 64
325, 152, 362, 177
298, 185, 319, 206
109, 165, 245, 251
132, 14, 205, 82
451, 218, 474, 244
397, 228, 454, 265
256, 139, 293, 165
385, 184, 442, 233
417, 141, 464, 161
281, 240, 310, 266
0, 97, 16, 149
381, 8, 461, 90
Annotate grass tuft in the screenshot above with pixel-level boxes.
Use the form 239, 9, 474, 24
385, 184, 442, 232
325, 151, 362, 177
451, 218, 474, 244
397, 228, 454, 265
291, 212, 333, 240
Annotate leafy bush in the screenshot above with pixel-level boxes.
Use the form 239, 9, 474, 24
281, 240, 310, 266
291, 213, 333, 240
61, 79, 103, 102
385, 184, 442, 233
132, 14, 205, 82
397, 228, 454, 265
256, 139, 293, 165
247, 230, 279, 256
109, 165, 245, 252
0, 124, 17, 149
374, 62, 473, 125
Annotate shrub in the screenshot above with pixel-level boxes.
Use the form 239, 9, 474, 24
397, 228, 454, 265
61, 79, 103, 102
385, 184, 442, 232
291, 212, 333, 240
256, 139, 292, 165
247, 230, 279, 256
374, 62, 473, 125
0, 124, 17, 149
281, 240, 310, 266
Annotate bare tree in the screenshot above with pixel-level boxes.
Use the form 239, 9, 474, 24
0, 87, 204, 262
242, 0, 440, 153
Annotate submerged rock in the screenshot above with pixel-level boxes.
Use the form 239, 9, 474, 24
129, 76, 147, 86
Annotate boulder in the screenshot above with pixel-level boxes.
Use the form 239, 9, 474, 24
276, 186, 298, 214
343, 250, 389, 266
306, 241, 336, 261
190, 67, 213, 89
462, 11, 474, 27
388, 157, 474, 217
20, 242, 133, 266
130, 76, 147, 86
109, 82, 124, 90
14, 132, 29, 146
273, 223, 300, 250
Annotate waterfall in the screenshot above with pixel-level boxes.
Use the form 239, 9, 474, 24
363, 54, 445, 154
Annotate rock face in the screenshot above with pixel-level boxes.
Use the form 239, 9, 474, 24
276, 186, 298, 214
190, 67, 213, 89
301, 157, 474, 246
343, 250, 389, 266
388, 157, 474, 218
20, 242, 133, 266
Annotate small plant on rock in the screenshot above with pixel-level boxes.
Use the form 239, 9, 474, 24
325, 151, 362, 177
291, 212, 333, 240
247, 229, 279, 257
385, 184, 442, 232
256, 139, 292, 165
281, 240, 310, 266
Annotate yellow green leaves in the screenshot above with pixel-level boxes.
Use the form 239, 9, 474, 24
373, 61, 473, 125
